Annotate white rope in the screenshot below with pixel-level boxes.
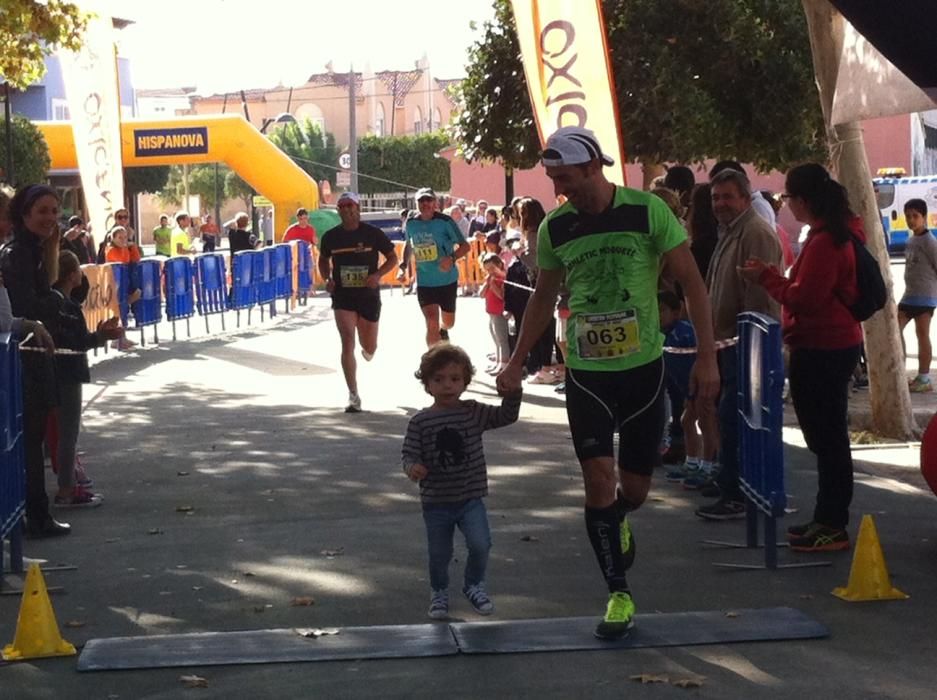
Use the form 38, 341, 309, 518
663, 337, 738, 354
17, 332, 90, 355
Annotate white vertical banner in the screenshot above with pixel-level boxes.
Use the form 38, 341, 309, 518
511, 0, 626, 185
60, 9, 124, 235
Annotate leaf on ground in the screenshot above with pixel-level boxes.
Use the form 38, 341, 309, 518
672, 677, 705, 688
177, 471, 189, 476
179, 674, 208, 688
520, 535, 539, 542
290, 596, 316, 607
320, 548, 345, 558
175, 506, 194, 513
725, 611, 740, 618
64, 620, 86, 628
192, 586, 204, 591
296, 627, 340, 638
147, 528, 163, 535
630, 673, 670, 684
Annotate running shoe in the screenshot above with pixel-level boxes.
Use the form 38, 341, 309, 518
594, 591, 635, 640
463, 583, 494, 615
428, 589, 449, 619
439, 329, 449, 341
665, 462, 696, 483
786, 520, 815, 539
789, 524, 849, 552
620, 516, 636, 570
554, 382, 565, 393
527, 369, 560, 385
695, 499, 746, 521
909, 376, 933, 393
54, 487, 103, 508
345, 392, 362, 413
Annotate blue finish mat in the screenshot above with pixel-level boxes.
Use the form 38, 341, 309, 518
77, 607, 826, 671
451, 606, 827, 654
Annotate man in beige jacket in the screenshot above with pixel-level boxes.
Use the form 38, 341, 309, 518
696, 167, 782, 521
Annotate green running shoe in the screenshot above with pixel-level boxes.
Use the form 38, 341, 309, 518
594, 591, 636, 640
620, 516, 636, 570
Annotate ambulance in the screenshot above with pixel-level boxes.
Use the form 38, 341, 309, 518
873, 168, 937, 253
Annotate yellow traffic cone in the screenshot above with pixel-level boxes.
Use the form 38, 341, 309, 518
1, 563, 76, 660
832, 514, 909, 602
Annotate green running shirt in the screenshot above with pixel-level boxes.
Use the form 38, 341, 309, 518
537, 186, 687, 371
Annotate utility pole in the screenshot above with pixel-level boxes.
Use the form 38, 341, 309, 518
349, 66, 358, 192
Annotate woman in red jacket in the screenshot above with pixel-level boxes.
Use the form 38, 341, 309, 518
739, 163, 863, 553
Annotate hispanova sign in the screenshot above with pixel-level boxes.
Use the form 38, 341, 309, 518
511, 0, 626, 185
134, 127, 210, 157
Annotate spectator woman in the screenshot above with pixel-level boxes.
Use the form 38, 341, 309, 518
739, 163, 863, 553
687, 184, 719, 279
0, 184, 70, 537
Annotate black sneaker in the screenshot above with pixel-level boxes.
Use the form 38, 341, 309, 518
695, 499, 746, 521
439, 328, 449, 341
786, 521, 815, 539
789, 524, 849, 552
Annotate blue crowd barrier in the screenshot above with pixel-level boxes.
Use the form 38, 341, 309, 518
254, 248, 277, 320
131, 259, 163, 344
273, 244, 292, 313
230, 251, 256, 327
164, 256, 195, 341
296, 240, 313, 303
195, 253, 228, 333
109, 262, 132, 327
0, 333, 26, 586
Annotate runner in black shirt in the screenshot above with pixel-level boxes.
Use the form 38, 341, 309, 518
318, 192, 398, 412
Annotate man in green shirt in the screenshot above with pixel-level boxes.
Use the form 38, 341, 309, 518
152, 214, 172, 256
497, 127, 719, 640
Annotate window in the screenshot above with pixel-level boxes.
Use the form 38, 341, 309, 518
413, 106, 423, 135
51, 98, 70, 121
433, 108, 442, 132
375, 102, 385, 137
295, 103, 327, 143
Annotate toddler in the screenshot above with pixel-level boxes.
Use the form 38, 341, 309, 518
402, 343, 522, 619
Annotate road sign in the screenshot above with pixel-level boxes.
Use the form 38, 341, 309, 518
336, 171, 351, 187
339, 153, 352, 170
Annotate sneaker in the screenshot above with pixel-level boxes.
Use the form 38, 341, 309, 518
909, 376, 933, 393
463, 583, 494, 615
661, 443, 686, 465
439, 329, 449, 341
345, 392, 362, 413
428, 589, 449, 619
786, 520, 815, 539
75, 462, 93, 489
665, 463, 695, 483
527, 369, 560, 385
554, 382, 565, 394
620, 516, 636, 570
789, 524, 849, 552
54, 488, 103, 508
594, 591, 635, 640
695, 499, 746, 521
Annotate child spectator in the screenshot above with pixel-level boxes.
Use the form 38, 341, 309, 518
104, 225, 141, 351
480, 253, 509, 375
898, 198, 937, 392
402, 344, 522, 620
658, 291, 720, 489
41, 250, 123, 506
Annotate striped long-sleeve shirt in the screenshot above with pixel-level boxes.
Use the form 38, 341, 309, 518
402, 392, 522, 504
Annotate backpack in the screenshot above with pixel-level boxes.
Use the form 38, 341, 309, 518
847, 233, 887, 322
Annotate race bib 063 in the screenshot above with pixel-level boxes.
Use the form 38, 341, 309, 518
576, 310, 640, 360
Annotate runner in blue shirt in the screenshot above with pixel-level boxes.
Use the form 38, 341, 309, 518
400, 188, 471, 345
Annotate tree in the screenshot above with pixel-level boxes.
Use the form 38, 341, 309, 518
159, 164, 240, 210
356, 133, 451, 195
224, 169, 252, 210
124, 166, 170, 198
0, 115, 51, 186
0, 0, 88, 89
454, 0, 827, 181
267, 119, 340, 187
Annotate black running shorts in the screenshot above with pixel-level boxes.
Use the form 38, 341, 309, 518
416, 282, 458, 313
331, 291, 381, 323
564, 356, 666, 475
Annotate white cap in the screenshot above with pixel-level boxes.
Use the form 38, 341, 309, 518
337, 191, 360, 206
415, 187, 436, 201
542, 126, 614, 167
504, 229, 523, 242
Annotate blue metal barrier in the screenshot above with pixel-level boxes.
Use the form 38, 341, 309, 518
109, 262, 131, 327
131, 259, 163, 344
296, 240, 313, 304
164, 256, 195, 341
195, 253, 228, 333
253, 248, 277, 321
0, 333, 26, 587
230, 251, 256, 327
273, 244, 292, 313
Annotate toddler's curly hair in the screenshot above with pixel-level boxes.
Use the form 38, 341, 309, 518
415, 343, 475, 391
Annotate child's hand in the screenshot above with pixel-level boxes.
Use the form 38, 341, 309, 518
407, 463, 428, 481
